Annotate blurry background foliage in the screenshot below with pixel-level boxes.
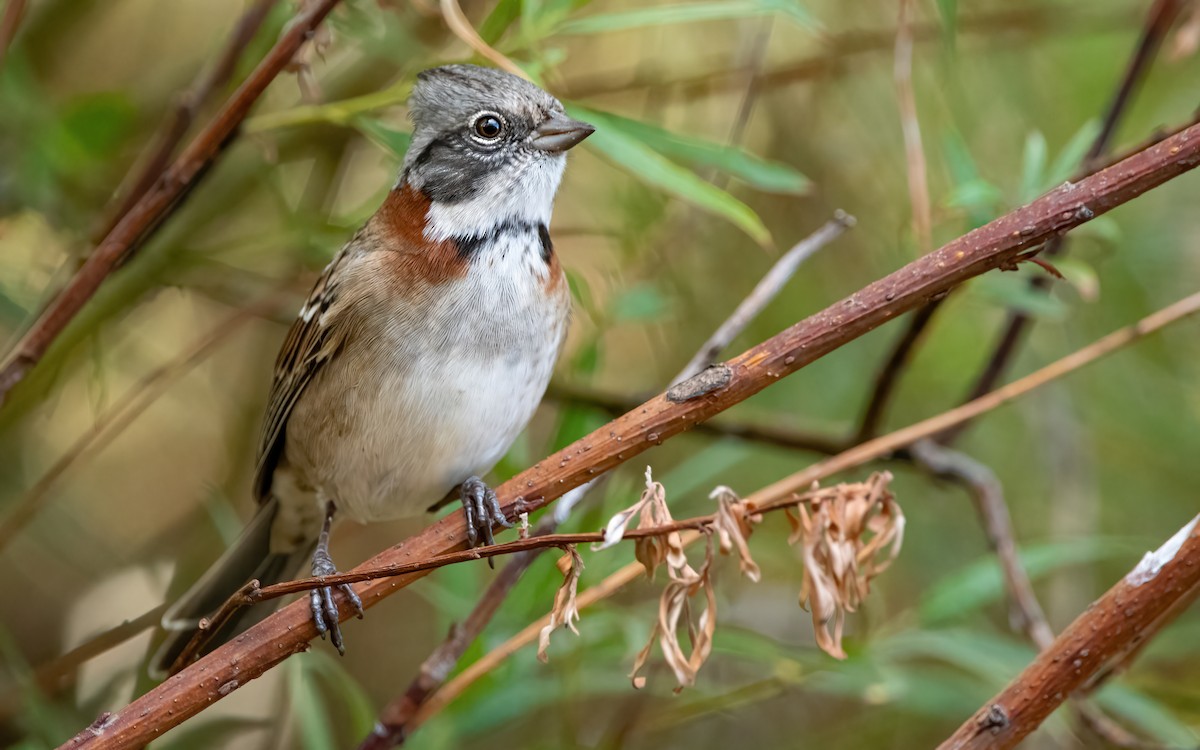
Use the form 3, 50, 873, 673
1, 0, 1199, 748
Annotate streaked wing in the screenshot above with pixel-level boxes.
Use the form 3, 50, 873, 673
252, 247, 356, 502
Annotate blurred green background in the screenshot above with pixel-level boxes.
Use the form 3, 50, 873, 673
1, 0, 1199, 748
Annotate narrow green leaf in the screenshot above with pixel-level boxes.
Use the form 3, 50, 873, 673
1047, 118, 1101, 186
920, 539, 1128, 624
1093, 682, 1200, 746
288, 658, 338, 750
479, 0, 523, 43
974, 274, 1068, 320
353, 117, 411, 158
1054, 257, 1100, 302
577, 108, 810, 194
559, 0, 820, 35
611, 281, 669, 322
1019, 130, 1047, 203
304, 650, 378, 739
935, 0, 957, 44
574, 108, 772, 245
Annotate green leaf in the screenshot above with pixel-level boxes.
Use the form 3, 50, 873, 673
1093, 682, 1200, 746
920, 539, 1128, 624
353, 117, 411, 158
973, 274, 1068, 320
559, 0, 820, 35
945, 178, 1003, 213
59, 92, 137, 157
1018, 130, 1047, 203
479, 0, 523, 43
611, 281, 669, 322
935, 0, 957, 45
1054, 257, 1100, 302
288, 658, 338, 750
570, 108, 772, 245
303, 650, 378, 739
577, 108, 810, 195
1047, 118, 1101, 186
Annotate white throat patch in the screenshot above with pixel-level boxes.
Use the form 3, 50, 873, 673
422, 152, 566, 243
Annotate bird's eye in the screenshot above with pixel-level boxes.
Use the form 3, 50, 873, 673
472, 114, 504, 139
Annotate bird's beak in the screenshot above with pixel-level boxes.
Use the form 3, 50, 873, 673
531, 113, 595, 153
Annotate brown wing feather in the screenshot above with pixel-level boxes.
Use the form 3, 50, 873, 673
251, 247, 354, 503
250, 186, 468, 503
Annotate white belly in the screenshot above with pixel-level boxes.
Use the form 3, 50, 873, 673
281, 241, 569, 525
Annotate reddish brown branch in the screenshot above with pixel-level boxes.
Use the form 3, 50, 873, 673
547, 381, 845, 455
94, 0, 279, 243
937, 515, 1200, 750
56, 120, 1200, 750
0, 0, 342, 408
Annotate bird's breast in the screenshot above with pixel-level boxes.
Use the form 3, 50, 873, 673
283, 228, 569, 525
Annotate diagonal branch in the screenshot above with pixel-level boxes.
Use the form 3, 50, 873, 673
93, 0, 279, 243
57, 119, 1200, 750
937, 513, 1200, 750
0, 0, 343, 408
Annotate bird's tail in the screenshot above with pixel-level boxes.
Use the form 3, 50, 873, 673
151, 497, 313, 678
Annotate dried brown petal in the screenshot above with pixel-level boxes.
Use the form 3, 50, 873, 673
537, 546, 584, 662
792, 472, 902, 660
710, 485, 761, 582
630, 535, 718, 691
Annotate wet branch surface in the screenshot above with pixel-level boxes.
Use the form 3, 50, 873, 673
54, 117, 1200, 749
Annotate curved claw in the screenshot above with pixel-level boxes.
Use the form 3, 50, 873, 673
309, 501, 364, 655
461, 476, 512, 554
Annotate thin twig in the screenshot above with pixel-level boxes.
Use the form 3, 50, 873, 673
357, 214, 853, 747
0, 293, 289, 554
0, 605, 165, 720
675, 212, 855, 385
439, 0, 524, 78
907, 440, 1054, 648
94, 0, 279, 243
0, 0, 343, 408
893, 0, 931, 253
55, 120, 1200, 749
853, 297, 944, 441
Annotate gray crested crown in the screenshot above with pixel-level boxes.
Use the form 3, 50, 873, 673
408, 65, 564, 137
399, 65, 590, 207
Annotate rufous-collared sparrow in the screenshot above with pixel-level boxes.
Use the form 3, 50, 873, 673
153, 65, 593, 674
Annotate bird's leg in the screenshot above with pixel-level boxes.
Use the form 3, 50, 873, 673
309, 501, 364, 655
459, 476, 512, 549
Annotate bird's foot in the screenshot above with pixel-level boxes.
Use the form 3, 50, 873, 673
309, 505, 363, 655
460, 475, 512, 550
